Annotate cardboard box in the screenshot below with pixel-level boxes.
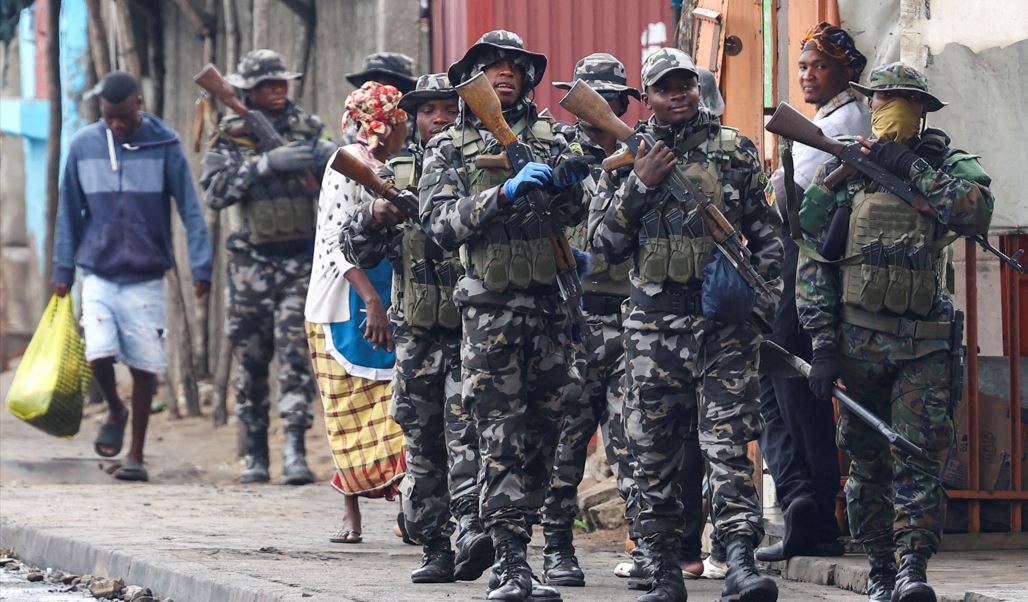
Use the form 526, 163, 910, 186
942, 390, 1023, 492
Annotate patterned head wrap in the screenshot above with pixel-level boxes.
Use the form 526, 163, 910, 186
343, 82, 407, 149
800, 22, 867, 82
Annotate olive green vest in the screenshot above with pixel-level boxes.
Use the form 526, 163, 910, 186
567, 223, 630, 296
223, 112, 318, 245
839, 187, 943, 321
635, 127, 736, 286
391, 155, 462, 330
452, 117, 561, 292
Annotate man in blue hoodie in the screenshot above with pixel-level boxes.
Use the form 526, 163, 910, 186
52, 71, 213, 482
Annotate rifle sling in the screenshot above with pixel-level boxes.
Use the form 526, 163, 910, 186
780, 140, 803, 241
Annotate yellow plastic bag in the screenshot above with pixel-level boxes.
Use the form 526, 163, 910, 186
4, 295, 91, 437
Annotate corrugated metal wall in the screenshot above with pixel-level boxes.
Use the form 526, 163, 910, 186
432, 0, 673, 126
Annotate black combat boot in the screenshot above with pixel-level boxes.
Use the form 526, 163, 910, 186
281, 427, 315, 485
891, 552, 935, 602
455, 513, 493, 581
636, 541, 686, 602
488, 564, 562, 601
411, 538, 456, 583
720, 536, 778, 602
240, 429, 270, 484
486, 529, 533, 601
542, 530, 585, 586
866, 555, 897, 602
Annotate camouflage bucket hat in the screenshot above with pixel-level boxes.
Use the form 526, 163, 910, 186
225, 49, 301, 90
447, 30, 548, 90
398, 73, 457, 112
850, 62, 946, 112
345, 52, 418, 93
641, 47, 698, 87
553, 53, 641, 100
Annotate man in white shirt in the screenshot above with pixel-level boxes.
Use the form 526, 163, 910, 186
758, 21, 870, 563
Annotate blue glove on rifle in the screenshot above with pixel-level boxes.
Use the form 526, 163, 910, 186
502, 162, 552, 201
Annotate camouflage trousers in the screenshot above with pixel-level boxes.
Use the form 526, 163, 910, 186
462, 305, 580, 541
624, 316, 765, 547
227, 247, 315, 433
838, 349, 952, 557
542, 311, 636, 534
393, 322, 479, 543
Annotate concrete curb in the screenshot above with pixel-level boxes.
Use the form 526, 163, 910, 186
0, 521, 323, 602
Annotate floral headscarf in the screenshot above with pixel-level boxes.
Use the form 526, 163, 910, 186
343, 81, 407, 149
801, 22, 867, 82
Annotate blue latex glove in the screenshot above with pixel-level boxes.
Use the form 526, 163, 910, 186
502, 162, 552, 201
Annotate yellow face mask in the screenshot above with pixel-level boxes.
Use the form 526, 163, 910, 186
871, 97, 921, 143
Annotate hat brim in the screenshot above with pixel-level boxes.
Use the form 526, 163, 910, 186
553, 80, 641, 100
225, 71, 302, 90
447, 42, 548, 91
398, 89, 459, 113
849, 82, 946, 112
642, 65, 699, 89
345, 69, 418, 93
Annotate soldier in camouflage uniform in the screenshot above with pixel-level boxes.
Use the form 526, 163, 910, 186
419, 30, 590, 602
796, 63, 994, 602
540, 52, 640, 588
340, 73, 491, 584
200, 49, 336, 486
592, 48, 783, 602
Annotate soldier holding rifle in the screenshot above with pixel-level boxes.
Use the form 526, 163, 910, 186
586, 48, 783, 602
338, 73, 491, 584
419, 30, 589, 602
780, 62, 995, 602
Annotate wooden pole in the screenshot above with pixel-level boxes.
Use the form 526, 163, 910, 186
965, 238, 981, 533
43, 0, 62, 290
86, 0, 111, 78
113, 0, 142, 78
252, 0, 269, 49
223, 0, 240, 69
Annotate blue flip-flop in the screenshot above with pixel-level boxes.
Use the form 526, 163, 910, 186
113, 458, 148, 482
94, 412, 128, 458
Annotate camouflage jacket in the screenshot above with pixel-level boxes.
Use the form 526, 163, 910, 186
592, 115, 783, 330
567, 125, 612, 245
796, 136, 994, 359
199, 102, 324, 250
417, 107, 586, 312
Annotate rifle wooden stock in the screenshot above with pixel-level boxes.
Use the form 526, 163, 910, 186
601, 149, 635, 172
559, 81, 635, 141
455, 73, 518, 146
824, 163, 858, 190
193, 64, 248, 117
475, 154, 512, 170
764, 102, 846, 157
330, 149, 397, 201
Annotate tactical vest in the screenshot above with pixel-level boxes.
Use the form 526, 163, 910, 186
223, 111, 318, 245
567, 223, 630, 296
452, 117, 561, 293
635, 127, 737, 286
391, 155, 462, 330
839, 185, 943, 326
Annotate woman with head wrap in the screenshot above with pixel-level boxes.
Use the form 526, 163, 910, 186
304, 81, 409, 544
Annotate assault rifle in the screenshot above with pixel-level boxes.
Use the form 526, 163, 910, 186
193, 63, 321, 192
760, 341, 930, 463
329, 149, 420, 220
455, 72, 584, 308
764, 102, 1024, 273
558, 80, 777, 306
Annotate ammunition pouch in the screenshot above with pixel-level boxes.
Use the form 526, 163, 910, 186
630, 282, 704, 315
401, 227, 462, 330
567, 223, 631, 296
232, 195, 316, 245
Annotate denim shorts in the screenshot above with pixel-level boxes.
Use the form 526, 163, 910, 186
81, 274, 167, 373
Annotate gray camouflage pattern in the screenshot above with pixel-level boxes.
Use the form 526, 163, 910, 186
225, 48, 301, 90
592, 115, 783, 550
225, 245, 315, 431
553, 52, 640, 99
641, 47, 698, 87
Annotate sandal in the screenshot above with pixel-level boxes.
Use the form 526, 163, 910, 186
329, 528, 362, 544
113, 458, 148, 482
94, 411, 128, 458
